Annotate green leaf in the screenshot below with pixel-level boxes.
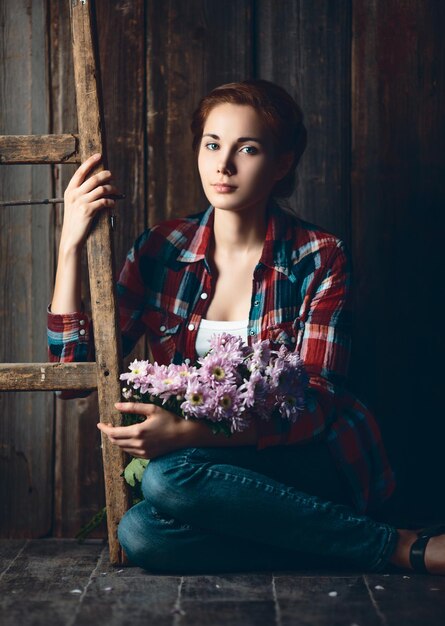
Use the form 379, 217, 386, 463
123, 457, 149, 487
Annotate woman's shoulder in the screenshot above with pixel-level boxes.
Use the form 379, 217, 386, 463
130, 208, 208, 260
274, 204, 349, 260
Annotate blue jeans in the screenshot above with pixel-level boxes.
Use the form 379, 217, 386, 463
117, 441, 399, 574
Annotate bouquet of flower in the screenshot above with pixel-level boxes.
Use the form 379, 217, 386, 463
120, 332, 309, 436
76, 333, 309, 541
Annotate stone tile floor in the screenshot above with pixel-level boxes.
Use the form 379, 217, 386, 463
1, 539, 444, 625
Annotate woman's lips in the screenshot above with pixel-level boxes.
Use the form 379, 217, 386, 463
212, 184, 237, 193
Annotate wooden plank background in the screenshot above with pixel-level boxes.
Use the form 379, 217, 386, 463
0, 0, 444, 538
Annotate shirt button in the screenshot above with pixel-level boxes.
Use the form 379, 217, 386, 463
79, 319, 85, 326
79, 329, 86, 336
291, 337, 296, 343
249, 330, 255, 336
159, 325, 166, 332
200, 293, 208, 300
188, 323, 195, 331
254, 300, 260, 306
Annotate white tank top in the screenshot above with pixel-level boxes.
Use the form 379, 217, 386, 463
196, 318, 249, 358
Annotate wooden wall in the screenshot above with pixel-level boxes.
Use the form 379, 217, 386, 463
1, 0, 444, 537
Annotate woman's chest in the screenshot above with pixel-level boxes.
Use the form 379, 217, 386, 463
204, 263, 256, 321
141, 262, 307, 364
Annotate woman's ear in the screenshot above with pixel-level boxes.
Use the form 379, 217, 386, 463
274, 151, 295, 181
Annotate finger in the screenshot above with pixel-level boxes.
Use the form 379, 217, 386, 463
101, 435, 145, 456
104, 436, 147, 456
66, 153, 102, 190
97, 422, 116, 436
122, 449, 148, 458
86, 197, 116, 214
99, 422, 146, 439
115, 402, 156, 414
83, 184, 121, 203
76, 170, 114, 196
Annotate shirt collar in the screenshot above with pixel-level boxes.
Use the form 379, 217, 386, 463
176, 204, 214, 264
176, 201, 295, 276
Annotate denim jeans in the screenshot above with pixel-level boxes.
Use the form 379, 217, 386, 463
117, 440, 399, 574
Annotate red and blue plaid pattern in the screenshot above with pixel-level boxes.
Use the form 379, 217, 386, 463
48, 202, 396, 513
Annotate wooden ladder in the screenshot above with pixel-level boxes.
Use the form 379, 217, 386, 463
0, 0, 130, 564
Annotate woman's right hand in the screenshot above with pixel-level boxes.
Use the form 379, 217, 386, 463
60, 153, 121, 252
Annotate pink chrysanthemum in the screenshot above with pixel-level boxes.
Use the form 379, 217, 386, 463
206, 332, 245, 366
198, 353, 239, 387
209, 384, 244, 422
181, 379, 212, 419
119, 335, 308, 433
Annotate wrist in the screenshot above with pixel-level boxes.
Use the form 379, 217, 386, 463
178, 416, 257, 448
58, 240, 82, 259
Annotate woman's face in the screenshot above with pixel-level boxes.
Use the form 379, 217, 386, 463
197, 103, 288, 216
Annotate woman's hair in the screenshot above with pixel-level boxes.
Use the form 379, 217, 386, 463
190, 79, 307, 198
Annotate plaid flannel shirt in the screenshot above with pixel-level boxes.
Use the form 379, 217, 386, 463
48, 202, 396, 513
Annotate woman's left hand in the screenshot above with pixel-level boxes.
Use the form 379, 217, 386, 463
97, 402, 188, 459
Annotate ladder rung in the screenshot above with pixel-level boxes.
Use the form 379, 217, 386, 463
0, 362, 97, 390
0, 134, 80, 164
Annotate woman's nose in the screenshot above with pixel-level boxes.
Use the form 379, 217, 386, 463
217, 157, 234, 175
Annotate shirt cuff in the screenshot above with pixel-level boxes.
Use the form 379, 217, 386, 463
47, 303, 90, 339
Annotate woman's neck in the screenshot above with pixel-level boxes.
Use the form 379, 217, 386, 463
212, 205, 268, 258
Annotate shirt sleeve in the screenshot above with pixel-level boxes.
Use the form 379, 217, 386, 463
47, 233, 151, 363
256, 240, 352, 450
47, 306, 93, 362
47, 305, 95, 398
46, 230, 152, 398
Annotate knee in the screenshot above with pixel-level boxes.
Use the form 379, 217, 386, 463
117, 504, 173, 572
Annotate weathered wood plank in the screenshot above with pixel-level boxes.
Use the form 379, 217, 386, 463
351, 0, 445, 520
0, 0, 54, 538
50, 0, 147, 540
256, 0, 352, 244
0, 134, 80, 163
70, 0, 131, 564
147, 0, 254, 225
49, 0, 105, 542
0, 363, 97, 390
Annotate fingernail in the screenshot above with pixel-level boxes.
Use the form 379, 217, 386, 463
93, 153, 101, 159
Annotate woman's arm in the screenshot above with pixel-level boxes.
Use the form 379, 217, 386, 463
51, 153, 119, 314
98, 402, 258, 459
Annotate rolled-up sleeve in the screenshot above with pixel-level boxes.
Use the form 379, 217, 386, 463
47, 306, 93, 362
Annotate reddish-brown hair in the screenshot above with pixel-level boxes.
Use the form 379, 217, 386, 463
190, 79, 307, 198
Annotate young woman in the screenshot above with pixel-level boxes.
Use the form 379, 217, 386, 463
48, 80, 445, 575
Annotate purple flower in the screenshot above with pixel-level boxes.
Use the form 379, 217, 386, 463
239, 369, 268, 408
210, 384, 244, 422
247, 339, 272, 372
277, 394, 305, 422
145, 362, 198, 401
181, 379, 212, 419
119, 339, 309, 434
198, 353, 239, 387
206, 332, 245, 366
120, 359, 154, 393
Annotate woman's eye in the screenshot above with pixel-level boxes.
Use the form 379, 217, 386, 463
240, 146, 258, 155
205, 142, 219, 151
